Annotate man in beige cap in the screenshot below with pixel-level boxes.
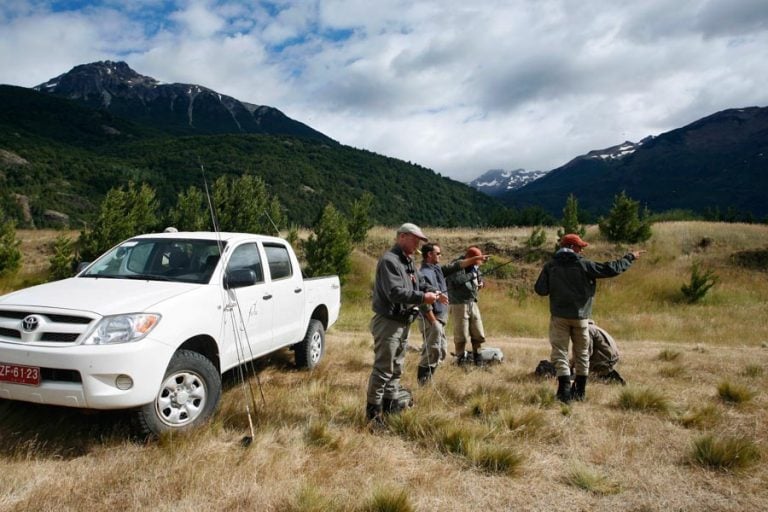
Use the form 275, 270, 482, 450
535, 233, 643, 403
365, 223, 445, 424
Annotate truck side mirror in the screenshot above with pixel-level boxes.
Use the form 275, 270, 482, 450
224, 268, 257, 289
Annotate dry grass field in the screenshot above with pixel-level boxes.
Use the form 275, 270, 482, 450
1, 222, 767, 511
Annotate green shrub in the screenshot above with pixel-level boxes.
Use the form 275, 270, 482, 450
598, 191, 652, 243
563, 462, 621, 494
681, 262, 717, 303
0, 219, 22, 277
48, 235, 75, 281
303, 203, 352, 283
657, 349, 682, 361
469, 443, 524, 476
525, 226, 547, 248
362, 487, 414, 512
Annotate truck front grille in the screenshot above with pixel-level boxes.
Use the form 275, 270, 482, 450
0, 309, 96, 345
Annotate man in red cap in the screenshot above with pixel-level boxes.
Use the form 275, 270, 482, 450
534, 233, 643, 403
446, 246, 490, 366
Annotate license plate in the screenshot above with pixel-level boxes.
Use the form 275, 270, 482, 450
0, 362, 41, 386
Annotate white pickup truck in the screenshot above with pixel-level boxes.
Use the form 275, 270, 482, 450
0, 231, 340, 436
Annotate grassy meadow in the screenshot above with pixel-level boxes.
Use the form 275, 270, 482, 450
1, 222, 767, 511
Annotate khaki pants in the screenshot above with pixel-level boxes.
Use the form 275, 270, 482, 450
450, 302, 485, 354
549, 316, 590, 377
366, 314, 410, 405
418, 319, 447, 369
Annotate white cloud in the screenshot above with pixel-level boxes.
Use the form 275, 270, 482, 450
1, 0, 768, 182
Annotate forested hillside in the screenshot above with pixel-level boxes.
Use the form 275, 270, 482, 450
0, 85, 500, 228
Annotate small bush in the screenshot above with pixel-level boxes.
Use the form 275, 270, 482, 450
598, 191, 652, 243
657, 349, 682, 362
525, 385, 556, 407
563, 462, 621, 494
616, 387, 670, 413
681, 262, 717, 303
48, 235, 75, 281
717, 380, 755, 404
525, 226, 547, 249
0, 220, 22, 277
691, 435, 761, 471
500, 409, 547, 435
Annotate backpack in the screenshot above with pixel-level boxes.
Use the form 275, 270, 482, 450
588, 321, 620, 374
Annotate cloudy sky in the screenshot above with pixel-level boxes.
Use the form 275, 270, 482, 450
1, 1, 768, 182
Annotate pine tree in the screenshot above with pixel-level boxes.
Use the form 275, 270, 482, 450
78, 182, 160, 261
557, 194, 586, 240
213, 175, 284, 234
0, 217, 22, 277
598, 191, 653, 243
303, 204, 352, 283
169, 186, 209, 231
48, 235, 74, 281
348, 192, 374, 243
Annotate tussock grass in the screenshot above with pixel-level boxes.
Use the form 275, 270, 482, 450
742, 365, 764, 378
690, 435, 761, 471
563, 461, 622, 495
362, 487, 414, 512
717, 380, 756, 404
468, 443, 524, 476
657, 349, 682, 361
658, 364, 687, 378
616, 387, 671, 413
678, 404, 722, 429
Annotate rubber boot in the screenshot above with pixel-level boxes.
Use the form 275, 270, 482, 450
366, 403, 384, 425
417, 365, 434, 386
556, 375, 572, 403
572, 375, 588, 401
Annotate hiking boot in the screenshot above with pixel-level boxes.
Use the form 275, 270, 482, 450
365, 403, 384, 425
572, 375, 588, 401
556, 375, 572, 403
605, 369, 626, 385
417, 365, 434, 386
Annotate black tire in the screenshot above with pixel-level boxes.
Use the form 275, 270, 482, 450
295, 319, 325, 369
134, 349, 221, 437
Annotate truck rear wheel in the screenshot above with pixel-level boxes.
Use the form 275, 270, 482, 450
295, 319, 325, 369
134, 349, 221, 437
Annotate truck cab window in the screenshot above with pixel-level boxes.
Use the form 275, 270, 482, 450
264, 244, 293, 280
227, 243, 264, 283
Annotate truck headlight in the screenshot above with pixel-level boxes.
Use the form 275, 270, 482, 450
82, 314, 161, 345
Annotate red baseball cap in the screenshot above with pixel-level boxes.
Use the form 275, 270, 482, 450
560, 234, 589, 248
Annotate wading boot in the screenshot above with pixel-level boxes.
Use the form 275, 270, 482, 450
417, 365, 434, 386
383, 388, 414, 414
455, 351, 471, 367
472, 350, 487, 368
366, 403, 384, 426
572, 375, 588, 401
556, 375, 572, 403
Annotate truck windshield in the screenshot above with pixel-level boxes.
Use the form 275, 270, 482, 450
81, 238, 225, 284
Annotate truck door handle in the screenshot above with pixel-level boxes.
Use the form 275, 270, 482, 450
262, 294, 273, 300
294, 288, 302, 293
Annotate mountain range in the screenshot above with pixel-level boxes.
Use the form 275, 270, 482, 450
467, 168, 548, 196
500, 109, 768, 219
0, 61, 499, 228
1, 60, 766, 228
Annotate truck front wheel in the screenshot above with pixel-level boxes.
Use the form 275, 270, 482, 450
134, 349, 221, 437
295, 319, 325, 369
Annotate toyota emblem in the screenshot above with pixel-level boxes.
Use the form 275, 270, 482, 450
22, 315, 40, 332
